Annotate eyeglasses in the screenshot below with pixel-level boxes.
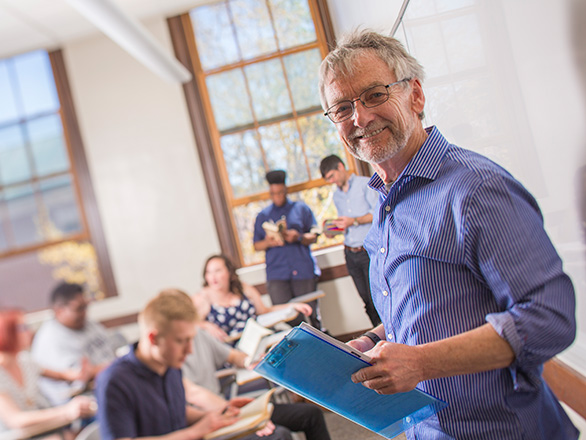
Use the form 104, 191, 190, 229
324, 78, 411, 123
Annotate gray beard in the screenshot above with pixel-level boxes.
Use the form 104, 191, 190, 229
349, 123, 411, 165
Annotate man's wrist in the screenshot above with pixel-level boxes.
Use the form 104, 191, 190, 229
361, 331, 381, 346
352, 218, 359, 227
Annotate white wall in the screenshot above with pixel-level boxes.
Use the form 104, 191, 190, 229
64, 18, 221, 319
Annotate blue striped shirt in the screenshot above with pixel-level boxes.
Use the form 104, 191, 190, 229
364, 126, 577, 440
333, 173, 379, 247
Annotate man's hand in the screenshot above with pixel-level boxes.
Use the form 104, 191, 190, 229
227, 397, 253, 408
265, 235, 285, 247
333, 216, 354, 230
255, 420, 276, 437
282, 229, 300, 243
189, 408, 239, 437
351, 341, 424, 394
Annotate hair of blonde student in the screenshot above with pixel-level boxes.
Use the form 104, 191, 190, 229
139, 289, 198, 335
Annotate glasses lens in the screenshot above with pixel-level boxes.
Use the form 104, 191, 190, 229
328, 102, 353, 122
362, 85, 389, 108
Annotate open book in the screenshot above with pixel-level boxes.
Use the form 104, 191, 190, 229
254, 323, 447, 439
237, 318, 290, 366
204, 388, 276, 440
261, 217, 286, 241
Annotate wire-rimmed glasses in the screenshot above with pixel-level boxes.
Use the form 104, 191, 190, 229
324, 78, 411, 123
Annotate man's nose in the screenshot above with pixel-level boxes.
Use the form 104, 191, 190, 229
351, 99, 376, 127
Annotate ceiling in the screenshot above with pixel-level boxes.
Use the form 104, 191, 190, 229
0, 0, 208, 60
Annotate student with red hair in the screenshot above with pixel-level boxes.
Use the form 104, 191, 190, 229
0, 309, 96, 439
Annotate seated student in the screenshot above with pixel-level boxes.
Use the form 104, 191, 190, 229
193, 254, 312, 341
182, 327, 332, 440
31, 282, 124, 405
95, 289, 292, 440
0, 309, 96, 440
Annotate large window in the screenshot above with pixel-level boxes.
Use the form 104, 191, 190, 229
0, 50, 116, 311
171, 0, 358, 266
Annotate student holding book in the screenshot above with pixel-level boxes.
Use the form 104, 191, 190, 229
193, 254, 312, 342
317, 29, 578, 439
182, 328, 332, 440
95, 289, 290, 440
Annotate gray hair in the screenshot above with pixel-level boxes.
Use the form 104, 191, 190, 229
318, 30, 425, 111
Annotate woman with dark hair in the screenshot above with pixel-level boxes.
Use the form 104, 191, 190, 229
193, 254, 312, 341
0, 309, 96, 439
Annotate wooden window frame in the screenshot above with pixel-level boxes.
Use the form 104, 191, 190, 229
169, 0, 369, 266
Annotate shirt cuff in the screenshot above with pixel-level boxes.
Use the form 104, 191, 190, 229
486, 312, 528, 391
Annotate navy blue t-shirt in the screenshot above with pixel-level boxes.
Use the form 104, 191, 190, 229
253, 199, 318, 281
96, 343, 186, 440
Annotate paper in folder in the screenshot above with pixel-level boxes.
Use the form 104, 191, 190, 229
254, 323, 447, 439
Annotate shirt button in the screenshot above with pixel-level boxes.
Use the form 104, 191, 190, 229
387, 334, 393, 340
385, 206, 391, 212
380, 248, 385, 253
382, 290, 389, 297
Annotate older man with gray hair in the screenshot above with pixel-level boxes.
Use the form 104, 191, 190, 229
318, 30, 578, 439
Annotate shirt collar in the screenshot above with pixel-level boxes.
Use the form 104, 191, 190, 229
368, 126, 449, 193
127, 342, 166, 378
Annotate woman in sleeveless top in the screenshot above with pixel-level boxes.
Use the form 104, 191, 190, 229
0, 309, 96, 439
193, 255, 312, 341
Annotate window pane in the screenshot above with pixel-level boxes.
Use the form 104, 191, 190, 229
231, 0, 277, 60
0, 125, 31, 185
220, 130, 266, 198
443, 15, 485, 72
245, 59, 292, 122
259, 120, 307, 184
39, 175, 83, 236
234, 198, 270, 265
13, 51, 59, 118
406, 0, 475, 19
206, 69, 253, 132
270, 0, 316, 50
298, 113, 345, 175
28, 115, 70, 177
283, 49, 322, 112
5, 183, 41, 247
190, 3, 240, 71
0, 61, 19, 124
408, 22, 449, 78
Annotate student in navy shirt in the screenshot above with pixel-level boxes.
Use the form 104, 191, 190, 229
96, 289, 289, 440
253, 170, 323, 329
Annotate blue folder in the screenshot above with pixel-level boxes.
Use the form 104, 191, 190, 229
254, 323, 447, 439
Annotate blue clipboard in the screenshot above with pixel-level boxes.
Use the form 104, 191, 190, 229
254, 323, 447, 439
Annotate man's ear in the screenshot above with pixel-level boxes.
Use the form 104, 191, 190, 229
147, 329, 159, 345
409, 78, 426, 116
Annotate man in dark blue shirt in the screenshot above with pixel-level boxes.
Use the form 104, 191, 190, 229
253, 170, 322, 329
96, 289, 290, 440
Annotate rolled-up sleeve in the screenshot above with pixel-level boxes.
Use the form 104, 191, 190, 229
465, 174, 576, 379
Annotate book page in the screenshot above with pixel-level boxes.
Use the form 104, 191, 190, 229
236, 318, 274, 358
256, 308, 298, 328
204, 389, 275, 440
